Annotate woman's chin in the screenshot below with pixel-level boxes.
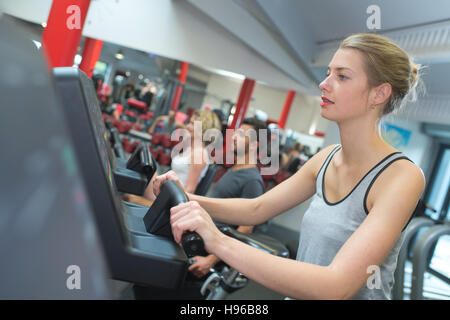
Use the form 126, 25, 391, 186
320, 109, 333, 121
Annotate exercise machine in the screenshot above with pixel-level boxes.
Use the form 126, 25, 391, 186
0, 16, 112, 299
53, 67, 154, 196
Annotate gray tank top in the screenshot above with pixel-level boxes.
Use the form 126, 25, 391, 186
294, 145, 412, 300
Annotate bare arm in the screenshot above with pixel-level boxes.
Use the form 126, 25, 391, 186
122, 193, 153, 207
170, 159, 425, 299
184, 145, 337, 226
183, 147, 209, 194
147, 116, 165, 134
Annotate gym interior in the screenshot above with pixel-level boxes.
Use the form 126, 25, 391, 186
0, 0, 449, 301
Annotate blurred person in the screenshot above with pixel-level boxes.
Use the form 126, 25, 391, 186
187, 117, 268, 279
125, 110, 221, 206
147, 109, 185, 135
282, 141, 303, 174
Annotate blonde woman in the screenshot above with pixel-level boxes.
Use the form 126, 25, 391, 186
134, 110, 221, 206
125, 109, 221, 206
169, 109, 221, 194
154, 33, 425, 300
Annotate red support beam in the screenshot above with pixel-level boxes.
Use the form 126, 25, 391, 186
228, 78, 255, 129
42, 0, 92, 69
79, 37, 103, 78
178, 61, 189, 83
171, 61, 189, 111
278, 90, 296, 129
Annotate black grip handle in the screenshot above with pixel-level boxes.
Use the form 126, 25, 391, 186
181, 231, 207, 258
144, 180, 207, 257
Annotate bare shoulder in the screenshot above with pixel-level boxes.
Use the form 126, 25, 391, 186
368, 157, 426, 212
383, 158, 425, 189
301, 144, 341, 180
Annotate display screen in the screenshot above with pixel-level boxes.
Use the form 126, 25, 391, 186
0, 16, 112, 299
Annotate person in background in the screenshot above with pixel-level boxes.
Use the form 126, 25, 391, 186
187, 117, 268, 280
141, 82, 155, 108
126, 110, 221, 204
282, 141, 303, 174
167, 109, 221, 194
147, 109, 185, 135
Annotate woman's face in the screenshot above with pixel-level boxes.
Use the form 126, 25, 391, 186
187, 116, 205, 145
187, 116, 197, 135
319, 48, 372, 123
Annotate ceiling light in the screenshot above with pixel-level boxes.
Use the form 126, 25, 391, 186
115, 51, 124, 60
32, 40, 41, 50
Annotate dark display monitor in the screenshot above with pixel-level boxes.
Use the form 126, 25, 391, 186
54, 67, 148, 195
53, 67, 188, 288
0, 16, 112, 299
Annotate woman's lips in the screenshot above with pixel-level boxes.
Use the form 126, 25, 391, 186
320, 96, 334, 107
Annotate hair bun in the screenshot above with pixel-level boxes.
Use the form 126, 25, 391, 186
409, 61, 420, 89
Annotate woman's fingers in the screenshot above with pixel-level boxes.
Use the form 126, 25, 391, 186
170, 201, 197, 222
153, 170, 185, 196
169, 201, 221, 255
170, 202, 205, 244
171, 213, 203, 244
152, 171, 173, 196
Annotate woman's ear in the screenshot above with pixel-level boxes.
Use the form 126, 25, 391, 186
371, 83, 392, 107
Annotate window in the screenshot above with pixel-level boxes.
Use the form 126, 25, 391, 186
425, 145, 450, 221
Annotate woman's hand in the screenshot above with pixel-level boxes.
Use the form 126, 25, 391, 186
170, 201, 225, 254
188, 255, 217, 278
153, 170, 185, 197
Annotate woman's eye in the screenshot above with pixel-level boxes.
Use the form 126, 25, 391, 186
338, 74, 348, 80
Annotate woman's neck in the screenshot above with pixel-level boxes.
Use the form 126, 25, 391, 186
337, 118, 395, 167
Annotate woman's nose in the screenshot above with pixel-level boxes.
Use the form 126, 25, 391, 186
319, 75, 330, 93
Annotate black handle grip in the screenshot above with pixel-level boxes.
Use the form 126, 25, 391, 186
144, 180, 207, 257
181, 231, 207, 258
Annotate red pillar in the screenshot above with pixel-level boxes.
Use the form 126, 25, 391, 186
79, 38, 103, 78
229, 78, 256, 129
171, 61, 189, 111
41, 0, 92, 69
278, 90, 296, 129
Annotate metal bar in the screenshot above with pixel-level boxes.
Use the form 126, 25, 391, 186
411, 225, 450, 299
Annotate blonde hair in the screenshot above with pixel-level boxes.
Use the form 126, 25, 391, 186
340, 33, 422, 116
193, 109, 221, 136
293, 141, 302, 152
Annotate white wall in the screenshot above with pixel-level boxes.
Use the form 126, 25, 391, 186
0, 0, 315, 94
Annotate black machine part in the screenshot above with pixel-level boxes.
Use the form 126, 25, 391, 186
143, 180, 207, 257
126, 142, 157, 179
217, 224, 290, 258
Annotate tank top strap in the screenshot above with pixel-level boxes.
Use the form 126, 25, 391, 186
362, 152, 413, 214
316, 145, 342, 195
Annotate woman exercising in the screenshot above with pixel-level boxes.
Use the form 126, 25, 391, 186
153, 33, 426, 300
